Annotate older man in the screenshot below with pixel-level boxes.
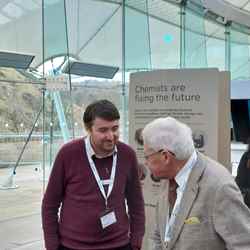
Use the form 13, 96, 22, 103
142, 117, 250, 250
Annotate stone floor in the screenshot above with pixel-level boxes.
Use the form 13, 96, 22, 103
0, 165, 48, 250
0, 161, 240, 250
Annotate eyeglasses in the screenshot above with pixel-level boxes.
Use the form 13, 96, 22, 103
144, 149, 175, 161
144, 149, 164, 161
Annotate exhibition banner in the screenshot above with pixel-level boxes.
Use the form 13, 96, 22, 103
218, 71, 231, 169
128, 68, 230, 250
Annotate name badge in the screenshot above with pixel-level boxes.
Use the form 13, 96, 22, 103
100, 210, 117, 229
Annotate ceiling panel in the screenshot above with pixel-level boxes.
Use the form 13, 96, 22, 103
223, 0, 250, 12
245, 2, 250, 11
126, 0, 180, 26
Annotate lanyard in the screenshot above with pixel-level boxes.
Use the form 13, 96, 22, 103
85, 138, 117, 209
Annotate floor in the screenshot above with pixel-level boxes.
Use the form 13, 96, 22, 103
0, 165, 47, 250
0, 159, 240, 250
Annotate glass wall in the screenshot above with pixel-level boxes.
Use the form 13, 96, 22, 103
42, 0, 250, 148
230, 24, 250, 80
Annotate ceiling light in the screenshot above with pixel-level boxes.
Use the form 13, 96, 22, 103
62, 60, 119, 79
0, 51, 34, 69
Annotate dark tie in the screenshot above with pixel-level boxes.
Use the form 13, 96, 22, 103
168, 179, 178, 215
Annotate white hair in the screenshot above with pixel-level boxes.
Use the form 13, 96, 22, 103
142, 117, 195, 160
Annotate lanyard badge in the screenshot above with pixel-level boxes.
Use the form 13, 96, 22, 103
85, 138, 118, 229
99, 209, 117, 229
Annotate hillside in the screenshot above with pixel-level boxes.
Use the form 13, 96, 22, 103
0, 68, 123, 133
0, 68, 42, 133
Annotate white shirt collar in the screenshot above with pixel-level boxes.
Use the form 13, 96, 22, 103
175, 150, 197, 191
164, 150, 198, 243
85, 136, 117, 159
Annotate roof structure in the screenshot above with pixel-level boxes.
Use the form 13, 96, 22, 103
0, 0, 249, 80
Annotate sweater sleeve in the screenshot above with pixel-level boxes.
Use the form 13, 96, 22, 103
42, 148, 66, 250
125, 151, 145, 249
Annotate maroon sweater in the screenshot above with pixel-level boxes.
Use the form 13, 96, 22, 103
42, 138, 145, 250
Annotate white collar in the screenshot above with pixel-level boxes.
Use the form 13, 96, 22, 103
175, 151, 197, 190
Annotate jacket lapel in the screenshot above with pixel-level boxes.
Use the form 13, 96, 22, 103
158, 181, 168, 241
168, 154, 206, 249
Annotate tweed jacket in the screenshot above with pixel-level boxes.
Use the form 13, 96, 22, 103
152, 153, 250, 250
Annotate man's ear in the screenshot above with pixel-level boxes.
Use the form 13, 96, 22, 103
84, 124, 91, 133
162, 150, 173, 164
161, 150, 168, 161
